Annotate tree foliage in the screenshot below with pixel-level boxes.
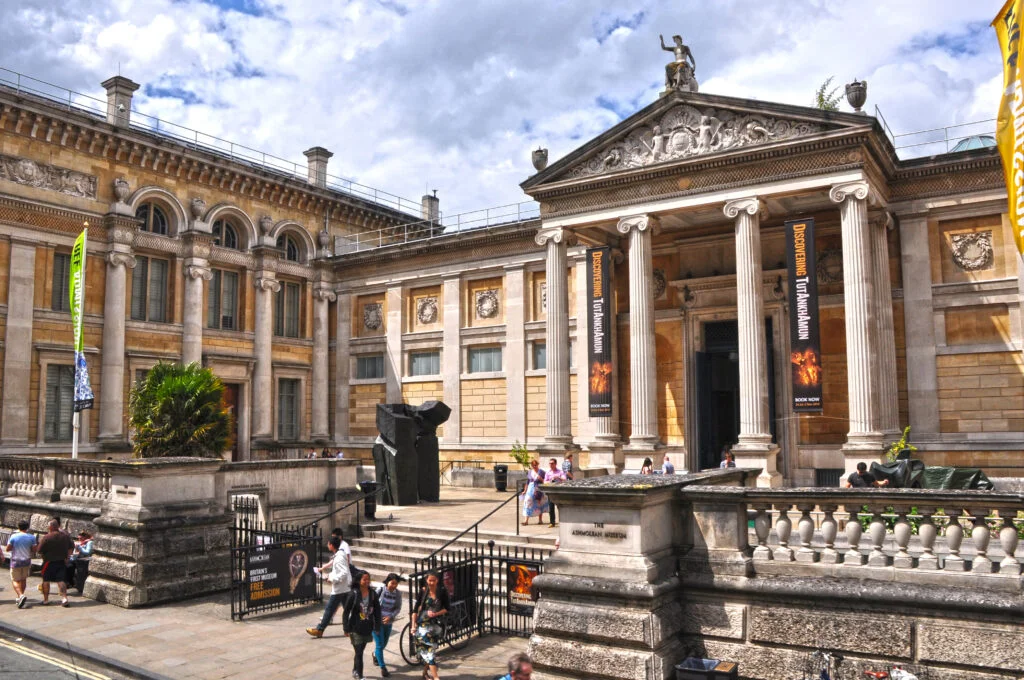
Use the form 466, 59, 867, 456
814, 76, 844, 111
129, 362, 231, 458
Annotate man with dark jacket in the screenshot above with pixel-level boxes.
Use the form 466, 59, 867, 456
37, 519, 74, 607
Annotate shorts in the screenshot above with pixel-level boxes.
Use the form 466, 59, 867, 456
10, 566, 30, 581
41, 561, 67, 583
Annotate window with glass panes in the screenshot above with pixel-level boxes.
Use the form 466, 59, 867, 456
207, 270, 239, 330
410, 351, 440, 376
277, 378, 299, 440
136, 203, 169, 235
130, 256, 169, 322
356, 354, 384, 379
468, 346, 502, 373
44, 364, 74, 441
274, 281, 301, 338
532, 342, 546, 370
52, 252, 71, 312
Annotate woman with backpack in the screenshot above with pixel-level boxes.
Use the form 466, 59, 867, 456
344, 571, 381, 680
411, 571, 449, 680
371, 572, 404, 677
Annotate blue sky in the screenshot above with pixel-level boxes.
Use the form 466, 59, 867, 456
0, 0, 1004, 216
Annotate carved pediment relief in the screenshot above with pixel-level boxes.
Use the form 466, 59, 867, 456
566, 103, 826, 180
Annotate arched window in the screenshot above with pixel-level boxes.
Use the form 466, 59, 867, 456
277, 234, 300, 262
212, 219, 239, 249
136, 203, 169, 235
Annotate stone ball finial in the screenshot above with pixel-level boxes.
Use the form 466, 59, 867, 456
190, 197, 207, 219
532, 148, 549, 172
845, 79, 867, 113
113, 177, 130, 203
259, 215, 273, 236
317, 229, 330, 248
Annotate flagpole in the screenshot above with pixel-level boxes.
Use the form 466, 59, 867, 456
70, 222, 90, 460
72, 412, 80, 460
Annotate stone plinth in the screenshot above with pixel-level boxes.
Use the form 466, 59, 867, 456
83, 458, 231, 608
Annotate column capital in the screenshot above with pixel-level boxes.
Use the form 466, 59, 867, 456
829, 181, 880, 206
313, 288, 337, 302
869, 210, 896, 232
616, 214, 659, 236
254, 276, 281, 293
185, 264, 213, 281
106, 251, 136, 269
535, 226, 567, 246
723, 197, 766, 219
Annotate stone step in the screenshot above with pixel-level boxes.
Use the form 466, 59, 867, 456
355, 530, 555, 555
360, 522, 557, 547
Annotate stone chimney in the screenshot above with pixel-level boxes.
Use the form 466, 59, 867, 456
421, 190, 440, 222
101, 76, 140, 127
303, 147, 333, 189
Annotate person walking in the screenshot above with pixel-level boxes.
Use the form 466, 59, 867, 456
411, 571, 450, 680
306, 536, 351, 638
37, 519, 74, 607
4, 520, 36, 608
543, 458, 567, 527
344, 571, 382, 680
497, 652, 534, 680
371, 572, 404, 677
520, 459, 548, 526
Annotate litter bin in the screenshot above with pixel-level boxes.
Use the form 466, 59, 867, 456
675, 658, 738, 680
360, 481, 378, 520
494, 464, 508, 492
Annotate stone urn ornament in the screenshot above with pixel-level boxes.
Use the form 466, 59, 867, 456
846, 79, 867, 113
189, 197, 206, 220
259, 214, 273, 236
532, 147, 548, 172
113, 177, 130, 203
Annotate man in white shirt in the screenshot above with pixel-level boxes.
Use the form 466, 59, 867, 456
305, 534, 351, 638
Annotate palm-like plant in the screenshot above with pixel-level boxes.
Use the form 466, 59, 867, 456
814, 76, 844, 111
129, 362, 232, 458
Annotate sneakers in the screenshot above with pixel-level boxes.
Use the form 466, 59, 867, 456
381, 667, 391, 678
372, 656, 379, 666
305, 627, 323, 638
351, 671, 361, 680
16, 595, 26, 609
61, 599, 69, 608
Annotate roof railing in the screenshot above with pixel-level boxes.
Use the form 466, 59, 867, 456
873, 104, 995, 158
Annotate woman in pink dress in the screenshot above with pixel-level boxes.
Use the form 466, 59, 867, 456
521, 459, 548, 525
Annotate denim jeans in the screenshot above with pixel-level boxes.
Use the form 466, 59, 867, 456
316, 592, 349, 630
372, 622, 394, 667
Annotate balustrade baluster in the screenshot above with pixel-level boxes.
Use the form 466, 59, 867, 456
893, 506, 913, 569
998, 509, 1021, 576
773, 505, 794, 562
820, 505, 839, 564
796, 504, 818, 563
917, 506, 938, 570
753, 504, 772, 561
867, 506, 889, 567
843, 509, 865, 566
970, 509, 993, 574
944, 510, 966, 572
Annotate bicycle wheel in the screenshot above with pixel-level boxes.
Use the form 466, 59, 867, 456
399, 622, 422, 666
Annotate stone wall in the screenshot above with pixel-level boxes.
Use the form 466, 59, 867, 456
937, 351, 1024, 433
461, 377, 508, 438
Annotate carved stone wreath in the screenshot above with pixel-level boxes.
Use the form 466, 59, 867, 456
567, 103, 824, 179
0, 154, 97, 198
475, 289, 499, 319
951, 232, 993, 271
363, 302, 383, 331
417, 296, 438, 325
653, 268, 668, 299
816, 249, 844, 285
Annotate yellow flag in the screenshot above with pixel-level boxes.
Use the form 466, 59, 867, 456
994, 0, 1024, 255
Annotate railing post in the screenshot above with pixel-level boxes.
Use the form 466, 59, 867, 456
944, 510, 966, 571
970, 508, 993, 574
917, 507, 939, 570
998, 508, 1021, 576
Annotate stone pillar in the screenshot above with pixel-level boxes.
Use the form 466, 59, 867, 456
899, 215, 939, 434
871, 213, 899, 437
182, 261, 211, 366
505, 265, 527, 443
616, 215, 659, 459
334, 292, 352, 443
831, 182, 884, 466
724, 198, 780, 487
385, 284, 404, 404
252, 271, 280, 439
98, 218, 137, 444
1, 240, 37, 444
441, 275, 462, 443
312, 286, 335, 440
536, 227, 573, 451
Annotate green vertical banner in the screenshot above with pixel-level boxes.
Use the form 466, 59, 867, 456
70, 228, 94, 412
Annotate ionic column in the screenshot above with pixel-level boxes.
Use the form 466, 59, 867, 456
98, 220, 136, 443
312, 287, 336, 439
724, 198, 780, 487
252, 273, 280, 438
871, 213, 899, 437
830, 181, 884, 461
505, 265, 527, 442
385, 284, 404, 403
441, 275, 462, 443
333, 292, 352, 443
616, 215, 659, 455
182, 261, 212, 366
536, 227, 573, 450
1, 240, 38, 444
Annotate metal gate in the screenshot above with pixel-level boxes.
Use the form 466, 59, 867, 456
230, 515, 322, 620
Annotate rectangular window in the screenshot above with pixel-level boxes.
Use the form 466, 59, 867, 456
44, 364, 74, 442
468, 346, 502, 373
130, 256, 169, 322
277, 378, 299, 441
274, 281, 301, 338
207, 270, 239, 330
356, 354, 385, 380
410, 351, 440, 377
52, 252, 71, 312
532, 342, 546, 370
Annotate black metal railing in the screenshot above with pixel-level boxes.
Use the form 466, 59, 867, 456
302, 483, 385, 536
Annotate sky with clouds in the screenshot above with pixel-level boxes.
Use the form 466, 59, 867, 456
0, 0, 1006, 218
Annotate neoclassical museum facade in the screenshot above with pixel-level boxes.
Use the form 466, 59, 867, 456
0, 73, 1020, 484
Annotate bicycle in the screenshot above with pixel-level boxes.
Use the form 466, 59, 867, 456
399, 599, 472, 666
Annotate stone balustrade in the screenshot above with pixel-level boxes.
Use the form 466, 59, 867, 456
0, 458, 45, 496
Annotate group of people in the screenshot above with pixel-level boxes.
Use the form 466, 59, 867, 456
639, 454, 678, 474
2, 518, 93, 609
521, 454, 573, 527
306, 448, 346, 459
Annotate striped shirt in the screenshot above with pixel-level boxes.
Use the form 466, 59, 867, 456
377, 586, 403, 620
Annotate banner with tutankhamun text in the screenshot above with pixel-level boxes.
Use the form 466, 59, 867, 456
785, 218, 823, 412
586, 246, 613, 417
994, 0, 1024, 256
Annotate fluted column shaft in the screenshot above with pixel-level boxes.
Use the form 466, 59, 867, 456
99, 249, 135, 441
333, 293, 352, 443
831, 182, 882, 451
312, 288, 335, 439
870, 215, 899, 436
617, 216, 659, 450
537, 227, 572, 447
252, 274, 280, 438
182, 260, 211, 365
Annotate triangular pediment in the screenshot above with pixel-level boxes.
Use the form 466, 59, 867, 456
523, 91, 875, 190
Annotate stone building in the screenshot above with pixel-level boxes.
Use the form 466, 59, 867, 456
0, 70, 1021, 483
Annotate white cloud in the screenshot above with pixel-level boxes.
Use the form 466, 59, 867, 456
0, 0, 1005, 216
